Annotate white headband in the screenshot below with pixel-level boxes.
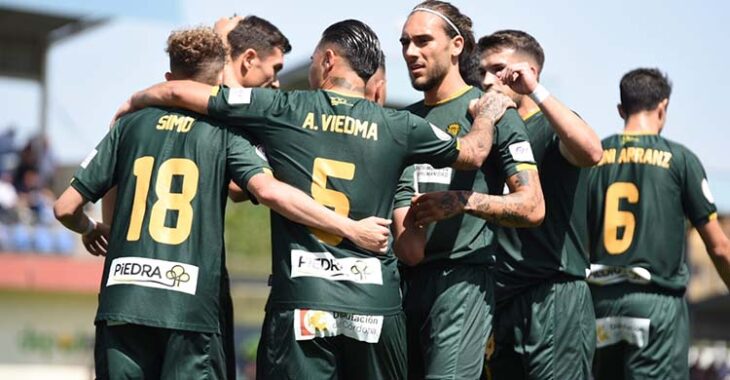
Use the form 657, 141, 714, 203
411, 7, 461, 37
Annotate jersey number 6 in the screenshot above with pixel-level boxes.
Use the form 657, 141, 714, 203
603, 182, 639, 255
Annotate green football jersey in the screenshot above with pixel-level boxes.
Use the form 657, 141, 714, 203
207, 86, 461, 315
393, 86, 536, 265
495, 111, 590, 301
72, 107, 268, 333
586, 132, 717, 291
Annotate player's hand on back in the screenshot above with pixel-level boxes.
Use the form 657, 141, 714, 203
496, 62, 538, 95
346, 217, 392, 254
83, 222, 111, 257
469, 90, 515, 124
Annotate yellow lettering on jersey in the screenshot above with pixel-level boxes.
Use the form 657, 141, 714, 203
303, 112, 378, 141
156, 115, 195, 133
302, 112, 317, 130
334, 115, 345, 133
322, 114, 335, 132
597, 148, 616, 167
603, 147, 672, 169
366, 123, 378, 141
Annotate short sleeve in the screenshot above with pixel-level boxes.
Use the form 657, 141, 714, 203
404, 112, 459, 168
495, 109, 537, 178
71, 120, 122, 202
393, 165, 417, 209
207, 86, 280, 129
226, 128, 271, 189
681, 149, 718, 226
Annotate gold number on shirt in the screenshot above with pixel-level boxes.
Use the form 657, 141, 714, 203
310, 157, 355, 245
127, 157, 199, 245
603, 182, 640, 255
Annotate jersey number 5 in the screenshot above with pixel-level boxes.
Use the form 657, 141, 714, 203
603, 182, 639, 255
310, 157, 355, 245
127, 157, 199, 245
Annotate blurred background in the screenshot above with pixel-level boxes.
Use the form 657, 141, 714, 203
0, 0, 729, 379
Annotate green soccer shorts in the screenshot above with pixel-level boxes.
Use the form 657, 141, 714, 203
402, 264, 494, 380
256, 308, 407, 380
486, 278, 595, 380
590, 283, 689, 380
94, 322, 226, 380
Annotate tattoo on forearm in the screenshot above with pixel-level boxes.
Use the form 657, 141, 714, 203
464, 171, 543, 227
438, 191, 469, 217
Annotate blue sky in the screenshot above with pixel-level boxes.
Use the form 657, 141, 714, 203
1, 0, 729, 205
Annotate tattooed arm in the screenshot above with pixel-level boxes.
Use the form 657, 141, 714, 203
411, 169, 545, 228
451, 91, 515, 170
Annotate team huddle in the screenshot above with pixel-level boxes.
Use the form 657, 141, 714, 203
52, 1, 730, 379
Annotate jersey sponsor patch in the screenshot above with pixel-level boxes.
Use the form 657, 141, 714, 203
508, 141, 535, 162
414, 164, 452, 186
702, 178, 715, 204
80, 149, 98, 169
293, 308, 383, 343
227, 87, 252, 105
595, 316, 650, 348
290, 249, 383, 285
586, 264, 652, 286
106, 257, 199, 295
430, 123, 453, 142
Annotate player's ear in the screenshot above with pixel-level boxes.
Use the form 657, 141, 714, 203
451, 35, 464, 58
657, 98, 669, 122
164, 72, 173, 82
323, 49, 336, 73
617, 104, 627, 120
242, 48, 258, 70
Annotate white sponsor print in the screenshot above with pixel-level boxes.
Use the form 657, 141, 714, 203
106, 257, 199, 295
508, 141, 535, 162
702, 178, 715, 204
414, 164, 452, 186
80, 149, 98, 169
430, 123, 453, 142
293, 308, 384, 343
227, 87, 252, 105
595, 316, 651, 348
254, 145, 268, 162
587, 264, 652, 286
290, 250, 383, 285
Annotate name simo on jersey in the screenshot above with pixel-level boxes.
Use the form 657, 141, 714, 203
156, 114, 196, 133
301, 112, 378, 141
596, 147, 672, 169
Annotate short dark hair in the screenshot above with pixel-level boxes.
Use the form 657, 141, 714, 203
477, 30, 545, 73
166, 27, 226, 85
319, 19, 382, 82
413, 1, 475, 81
620, 68, 672, 115
228, 15, 291, 59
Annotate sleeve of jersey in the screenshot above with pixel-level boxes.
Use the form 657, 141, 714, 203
404, 113, 459, 168
681, 150, 718, 226
226, 129, 272, 190
70, 122, 120, 202
496, 109, 537, 178
393, 165, 416, 209
207, 86, 278, 130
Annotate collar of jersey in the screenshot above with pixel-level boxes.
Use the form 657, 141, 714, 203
425, 85, 473, 106
324, 89, 364, 99
521, 108, 542, 121
622, 130, 658, 136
